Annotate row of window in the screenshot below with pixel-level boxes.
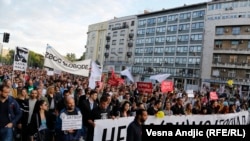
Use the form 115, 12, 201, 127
110, 48, 125, 52
132, 67, 200, 76
111, 39, 125, 45
208, 1, 250, 11
134, 57, 200, 64
207, 12, 250, 20
216, 26, 250, 35
112, 30, 126, 37
107, 57, 133, 62
135, 46, 202, 53
137, 22, 204, 35
212, 70, 236, 78
138, 10, 205, 26
212, 69, 250, 78
108, 21, 135, 30
215, 40, 250, 48
213, 55, 250, 63
136, 34, 203, 44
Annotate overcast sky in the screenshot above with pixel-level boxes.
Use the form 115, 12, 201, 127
0, 0, 208, 58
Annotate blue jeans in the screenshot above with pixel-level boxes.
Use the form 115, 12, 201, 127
0, 127, 13, 141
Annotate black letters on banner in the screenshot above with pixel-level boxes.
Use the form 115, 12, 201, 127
117, 126, 126, 141
45, 52, 89, 70
101, 126, 126, 141
102, 127, 115, 141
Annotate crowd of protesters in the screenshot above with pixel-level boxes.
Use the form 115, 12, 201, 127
0, 65, 249, 141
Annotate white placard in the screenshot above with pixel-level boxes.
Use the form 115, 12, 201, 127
186, 89, 194, 97
62, 115, 82, 130
13, 47, 29, 71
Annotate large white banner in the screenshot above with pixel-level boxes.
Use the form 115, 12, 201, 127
13, 47, 29, 71
94, 111, 249, 141
44, 46, 91, 77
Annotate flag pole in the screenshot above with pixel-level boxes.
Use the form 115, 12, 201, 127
11, 47, 17, 85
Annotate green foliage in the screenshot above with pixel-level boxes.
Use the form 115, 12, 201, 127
1, 49, 86, 67
28, 51, 44, 68
78, 52, 86, 61
66, 53, 76, 62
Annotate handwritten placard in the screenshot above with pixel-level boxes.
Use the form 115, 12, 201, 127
61, 114, 82, 130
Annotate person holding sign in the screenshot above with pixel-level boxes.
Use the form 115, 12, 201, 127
55, 97, 82, 141
86, 95, 111, 141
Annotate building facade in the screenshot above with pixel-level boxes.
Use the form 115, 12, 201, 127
132, 3, 207, 90
85, 21, 108, 67
85, 0, 250, 91
103, 16, 137, 74
202, 0, 250, 93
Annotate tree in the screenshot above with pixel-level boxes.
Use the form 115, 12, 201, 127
66, 53, 76, 62
28, 51, 44, 68
79, 52, 86, 61
5, 49, 14, 64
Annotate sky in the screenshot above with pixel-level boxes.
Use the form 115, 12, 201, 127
0, 0, 208, 58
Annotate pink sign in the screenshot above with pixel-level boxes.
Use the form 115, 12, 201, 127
161, 81, 173, 93
136, 82, 153, 93
210, 92, 218, 100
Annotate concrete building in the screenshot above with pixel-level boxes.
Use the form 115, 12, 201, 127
85, 21, 108, 67
132, 2, 207, 90
85, 0, 250, 92
103, 15, 137, 74
202, 0, 250, 93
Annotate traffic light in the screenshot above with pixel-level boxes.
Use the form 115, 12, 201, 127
3, 32, 10, 43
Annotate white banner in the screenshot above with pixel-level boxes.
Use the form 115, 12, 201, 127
44, 46, 91, 77
94, 111, 249, 141
13, 47, 29, 71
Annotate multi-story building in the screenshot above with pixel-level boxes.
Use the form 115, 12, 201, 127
202, 0, 250, 92
132, 2, 207, 90
85, 0, 250, 92
85, 21, 108, 67
103, 15, 137, 74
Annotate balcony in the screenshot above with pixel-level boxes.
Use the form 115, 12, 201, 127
106, 36, 111, 41
104, 53, 109, 58
212, 62, 250, 69
128, 42, 133, 47
105, 44, 110, 49
129, 33, 134, 39
213, 48, 250, 54
127, 52, 132, 57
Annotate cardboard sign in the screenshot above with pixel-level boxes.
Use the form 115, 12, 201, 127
161, 81, 173, 93
62, 115, 82, 130
136, 82, 153, 94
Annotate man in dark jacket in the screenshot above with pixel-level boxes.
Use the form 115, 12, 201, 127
0, 84, 22, 141
55, 97, 82, 141
126, 108, 148, 141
